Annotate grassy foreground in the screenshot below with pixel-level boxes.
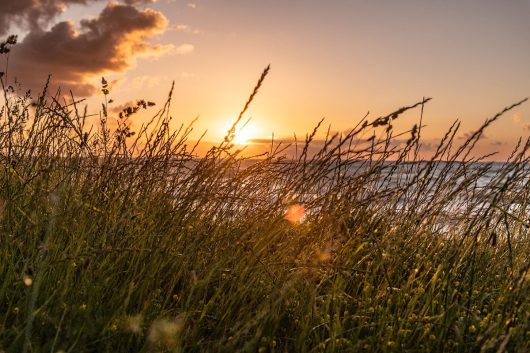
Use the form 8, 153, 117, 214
1, 55, 530, 351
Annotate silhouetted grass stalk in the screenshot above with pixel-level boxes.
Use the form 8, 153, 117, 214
1, 36, 529, 352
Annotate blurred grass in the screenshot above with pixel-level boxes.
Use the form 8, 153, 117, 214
1, 36, 530, 352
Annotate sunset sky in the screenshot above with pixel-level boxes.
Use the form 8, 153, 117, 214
2, 0, 530, 158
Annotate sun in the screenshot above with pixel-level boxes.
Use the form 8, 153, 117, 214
233, 125, 259, 144
222, 121, 264, 145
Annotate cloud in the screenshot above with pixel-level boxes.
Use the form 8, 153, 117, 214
457, 132, 505, 150
247, 137, 294, 144
174, 43, 194, 55
109, 100, 138, 114
187, 3, 197, 9
123, 0, 155, 3
0, 0, 154, 36
172, 23, 200, 34
174, 24, 191, 31
7, 2, 170, 96
0, 0, 87, 36
512, 112, 522, 125
228, 135, 443, 159
180, 72, 194, 78
459, 131, 488, 140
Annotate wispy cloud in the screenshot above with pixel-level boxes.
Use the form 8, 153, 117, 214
512, 112, 522, 125
172, 24, 200, 34
174, 24, 191, 31
458, 131, 504, 147
174, 43, 194, 55
180, 72, 195, 78
187, 3, 197, 9
459, 131, 487, 140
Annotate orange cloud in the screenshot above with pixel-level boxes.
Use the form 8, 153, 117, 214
6, 2, 170, 96
0, 0, 154, 36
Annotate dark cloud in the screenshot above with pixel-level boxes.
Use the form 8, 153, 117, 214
7, 2, 169, 96
0, 0, 154, 35
1, 0, 87, 35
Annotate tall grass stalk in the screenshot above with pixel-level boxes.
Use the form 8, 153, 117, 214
1, 42, 529, 352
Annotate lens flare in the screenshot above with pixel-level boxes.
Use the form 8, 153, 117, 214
284, 203, 305, 224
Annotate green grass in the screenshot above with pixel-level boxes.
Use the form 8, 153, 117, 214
1, 54, 530, 351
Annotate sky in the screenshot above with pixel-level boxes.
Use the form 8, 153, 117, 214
1, 0, 530, 158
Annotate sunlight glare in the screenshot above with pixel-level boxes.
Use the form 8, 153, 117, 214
284, 203, 305, 224
223, 120, 263, 145
233, 126, 257, 144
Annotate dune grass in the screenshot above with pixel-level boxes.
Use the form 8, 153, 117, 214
1, 41, 530, 352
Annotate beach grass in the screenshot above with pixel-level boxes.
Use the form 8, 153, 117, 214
1, 46, 530, 352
